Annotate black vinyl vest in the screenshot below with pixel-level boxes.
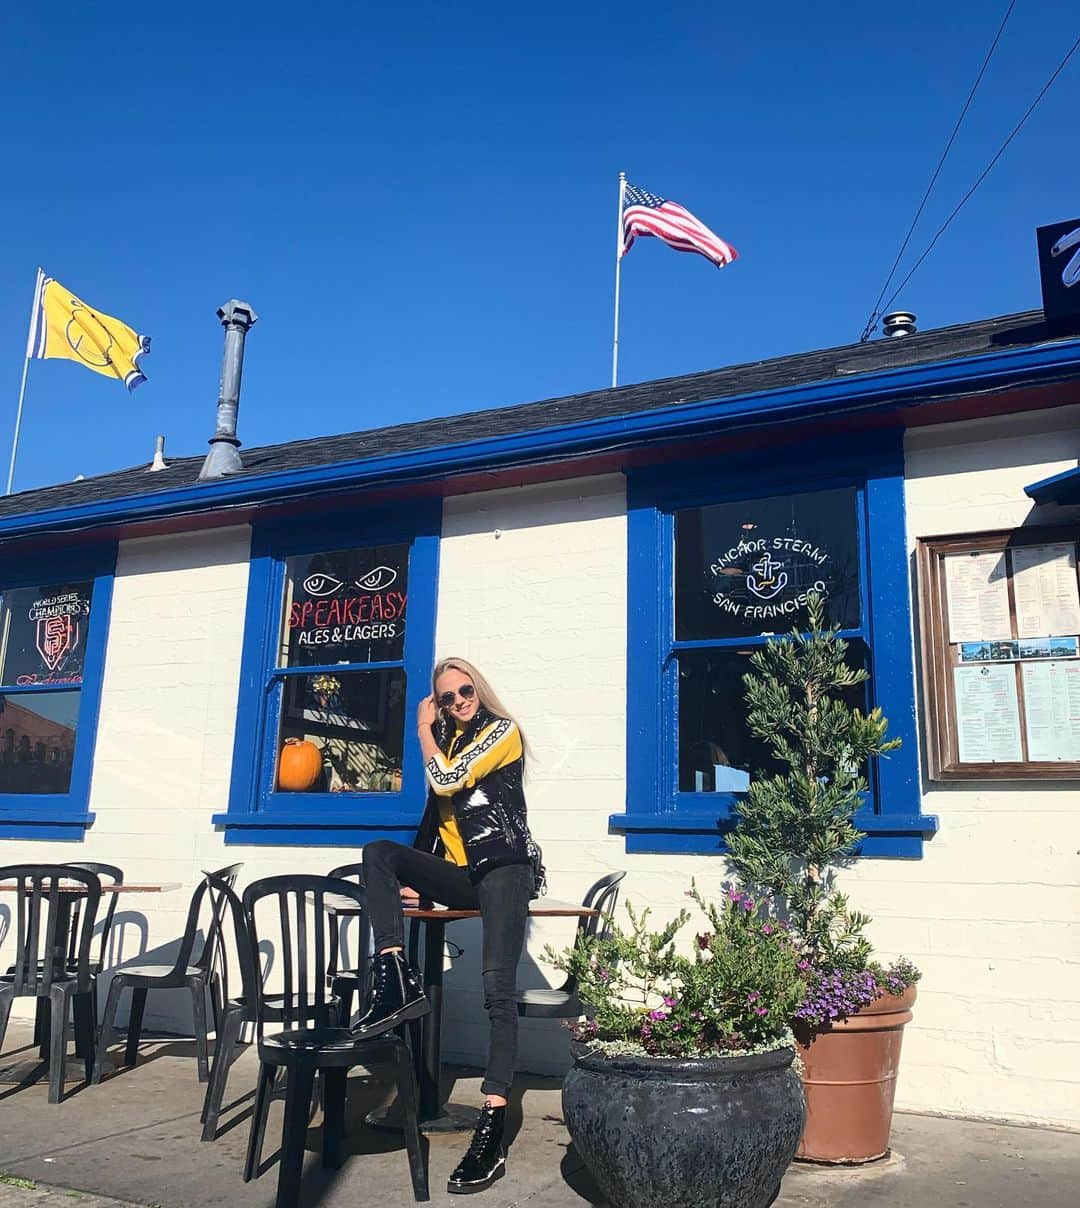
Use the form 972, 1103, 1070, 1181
413, 706, 546, 896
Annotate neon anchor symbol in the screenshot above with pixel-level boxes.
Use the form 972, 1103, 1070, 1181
746, 553, 788, 600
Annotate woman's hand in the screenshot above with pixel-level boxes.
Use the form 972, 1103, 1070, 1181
400, 886, 420, 902
417, 694, 438, 729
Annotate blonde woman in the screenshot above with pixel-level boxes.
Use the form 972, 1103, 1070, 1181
358, 657, 545, 1194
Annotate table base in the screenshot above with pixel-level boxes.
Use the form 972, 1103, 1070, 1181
365, 1099, 480, 1135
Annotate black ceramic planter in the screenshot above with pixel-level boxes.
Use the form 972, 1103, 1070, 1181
562, 1045, 805, 1208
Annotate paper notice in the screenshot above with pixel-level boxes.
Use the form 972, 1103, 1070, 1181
944, 552, 1012, 643
953, 664, 1022, 763
1010, 543, 1080, 638
1020, 661, 1080, 762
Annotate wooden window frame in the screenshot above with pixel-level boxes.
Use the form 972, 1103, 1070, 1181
918, 525, 1080, 781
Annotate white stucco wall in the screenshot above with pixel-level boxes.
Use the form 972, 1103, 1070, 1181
2, 431, 1078, 1129
431, 476, 630, 1073
879, 402, 1080, 1127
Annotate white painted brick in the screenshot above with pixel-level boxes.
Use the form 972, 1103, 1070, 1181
3, 440, 1079, 1127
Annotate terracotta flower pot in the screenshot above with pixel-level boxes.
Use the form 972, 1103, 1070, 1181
794, 985, 916, 1164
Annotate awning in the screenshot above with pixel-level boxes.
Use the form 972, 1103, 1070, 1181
1025, 465, 1080, 505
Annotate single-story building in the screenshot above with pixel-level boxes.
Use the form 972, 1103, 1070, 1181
1, 296, 1079, 1128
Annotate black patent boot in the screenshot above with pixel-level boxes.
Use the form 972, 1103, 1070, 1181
352, 952, 429, 1037
448, 1102, 506, 1194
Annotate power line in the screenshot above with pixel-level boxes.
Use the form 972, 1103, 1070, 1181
859, 1, 1017, 343
871, 30, 1080, 328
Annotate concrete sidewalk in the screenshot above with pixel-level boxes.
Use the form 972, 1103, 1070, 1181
1, 1021, 1077, 1207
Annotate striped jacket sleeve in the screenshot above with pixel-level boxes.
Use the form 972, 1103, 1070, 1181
425, 717, 522, 797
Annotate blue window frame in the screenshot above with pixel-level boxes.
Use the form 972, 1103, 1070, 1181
611, 432, 937, 857
214, 501, 441, 846
0, 543, 116, 841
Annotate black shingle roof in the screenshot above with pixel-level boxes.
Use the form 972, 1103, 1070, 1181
0, 308, 1065, 524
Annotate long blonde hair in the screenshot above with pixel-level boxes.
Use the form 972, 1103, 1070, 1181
432, 656, 530, 765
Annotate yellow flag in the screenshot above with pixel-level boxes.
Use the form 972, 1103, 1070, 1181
28, 272, 150, 391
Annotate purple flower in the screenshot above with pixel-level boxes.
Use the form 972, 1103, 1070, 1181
795, 966, 883, 1029
663, 995, 678, 1007
762, 924, 773, 935
746, 991, 760, 1003
726, 886, 741, 903
697, 933, 711, 950
648, 1008, 668, 1022
755, 1007, 768, 1017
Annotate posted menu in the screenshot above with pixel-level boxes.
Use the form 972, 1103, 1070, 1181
953, 664, 1023, 763
944, 552, 1012, 643
1020, 661, 1080, 762
1010, 542, 1080, 638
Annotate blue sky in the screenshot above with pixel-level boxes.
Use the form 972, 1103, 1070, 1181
2, 2, 1078, 493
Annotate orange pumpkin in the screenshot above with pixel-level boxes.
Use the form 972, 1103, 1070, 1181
277, 738, 323, 792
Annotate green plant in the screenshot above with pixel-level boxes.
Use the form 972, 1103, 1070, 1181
724, 594, 919, 1022
0, 1172, 35, 1189
544, 884, 806, 1058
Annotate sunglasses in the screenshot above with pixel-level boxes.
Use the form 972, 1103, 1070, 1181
437, 684, 476, 709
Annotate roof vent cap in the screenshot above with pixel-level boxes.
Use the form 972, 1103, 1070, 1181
150, 435, 169, 472
882, 310, 917, 338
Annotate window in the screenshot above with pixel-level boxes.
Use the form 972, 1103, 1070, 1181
276, 544, 409, 794
614, 435, 935, 857
215, 505, 440, 845
0, 548, 116, 840
674, 488, 866, 793
918, 527, 1080, 779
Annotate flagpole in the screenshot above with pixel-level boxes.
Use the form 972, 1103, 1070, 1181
611, 171, 627, 387
7, 268, 44, 496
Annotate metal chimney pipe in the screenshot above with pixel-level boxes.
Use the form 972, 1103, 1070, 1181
198, 299, 258, 480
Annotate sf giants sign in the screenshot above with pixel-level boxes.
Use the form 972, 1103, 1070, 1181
36, 613, 79, 671
28, 591, 86, 674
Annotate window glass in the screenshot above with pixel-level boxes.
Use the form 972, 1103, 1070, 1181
275, 670, 406, 793
675, 489, 860, 640
0, 689, 80, 794
677, 644, 868, 793
279, 545, 408, 667
0, 582, 93, 686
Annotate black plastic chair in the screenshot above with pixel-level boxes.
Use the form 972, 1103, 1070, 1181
0, 864, 102, 1102
201, 870, 359, 1144
93, 863, 242, 1085
242, 874, 428, 1206
198, 873, 262, 1142
516, 871, 626, 1019
325, 862, 372, 1023
22, 861, 123, 1052
65, 861, 124, 975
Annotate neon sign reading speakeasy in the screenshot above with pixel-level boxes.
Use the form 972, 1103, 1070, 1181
283, 544, 411, 666
288, 590, 408, 649
710, 535, 831, 621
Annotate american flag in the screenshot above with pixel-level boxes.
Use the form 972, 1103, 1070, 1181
621, 183, 737, 269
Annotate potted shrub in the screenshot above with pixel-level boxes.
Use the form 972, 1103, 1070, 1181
548, 886, 808, 1208
725, 594, 921, 1163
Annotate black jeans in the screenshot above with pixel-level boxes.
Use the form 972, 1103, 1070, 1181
362, 840, 533, 1098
